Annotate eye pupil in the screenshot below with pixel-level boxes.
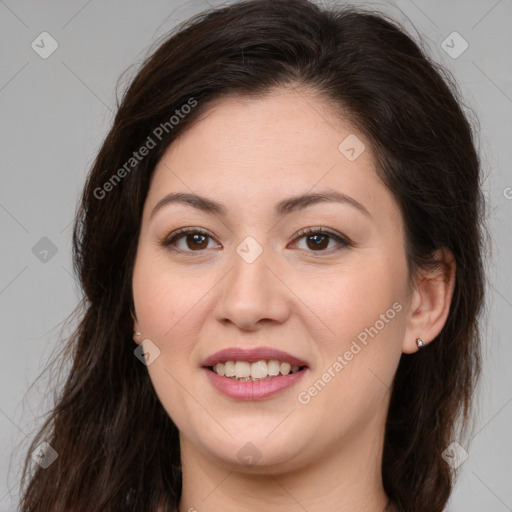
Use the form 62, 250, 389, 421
187, 234, 208, 250
307, 234, 328, 250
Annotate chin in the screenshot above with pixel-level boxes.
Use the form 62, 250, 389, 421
199, 430, 310, 473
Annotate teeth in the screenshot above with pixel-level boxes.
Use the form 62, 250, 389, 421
280, 362, 291, 375
268, 360, 280, 376
224, 361, 235, 377
251, 360, 268, 379
211, 359, 304, 380
215, 362, 226, 377
235, 361, 251, 378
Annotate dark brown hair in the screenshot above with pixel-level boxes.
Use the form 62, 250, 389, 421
19, 1, 487, 511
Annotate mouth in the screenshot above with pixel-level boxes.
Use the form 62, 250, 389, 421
201, 347, 309, 399
205, 360, 307, 381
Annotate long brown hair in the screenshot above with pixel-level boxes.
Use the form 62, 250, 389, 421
19, 1, 488, 510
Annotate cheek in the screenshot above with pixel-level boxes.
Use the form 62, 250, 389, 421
132, 256, 192, 379
301, 255, 406, 421
132, 246, 205, 339
298, 265, 403, 435
308, 257, 402, 345
132, 253, 205, 427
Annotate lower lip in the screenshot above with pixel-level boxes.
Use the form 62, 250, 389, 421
204, 367, 308, 400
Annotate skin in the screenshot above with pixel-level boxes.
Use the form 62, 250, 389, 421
131, 86, 455, 512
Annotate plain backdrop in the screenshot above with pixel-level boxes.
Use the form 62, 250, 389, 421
1, 1, 511, 510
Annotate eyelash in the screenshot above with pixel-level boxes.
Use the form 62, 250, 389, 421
160, 226, 353, 255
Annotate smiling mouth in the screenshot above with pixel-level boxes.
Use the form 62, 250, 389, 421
206, 360, 307, 381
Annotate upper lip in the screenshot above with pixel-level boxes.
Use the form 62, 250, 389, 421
202, 347, 309, 368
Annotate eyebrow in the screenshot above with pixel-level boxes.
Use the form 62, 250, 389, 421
150, 189, 371, 219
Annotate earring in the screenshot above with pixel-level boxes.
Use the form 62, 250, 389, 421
416, 337, 425, 349
133, 331, 142, 341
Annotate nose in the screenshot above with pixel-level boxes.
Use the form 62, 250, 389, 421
213, 245, 291, 331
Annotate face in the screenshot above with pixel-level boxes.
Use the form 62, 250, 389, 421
132, 87, 412, 473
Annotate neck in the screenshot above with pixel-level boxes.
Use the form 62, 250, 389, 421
177, 413, 390, 512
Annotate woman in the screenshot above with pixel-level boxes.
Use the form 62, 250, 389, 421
19, 0, 487, 511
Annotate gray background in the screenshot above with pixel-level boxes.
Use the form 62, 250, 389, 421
1, 0, 511, 510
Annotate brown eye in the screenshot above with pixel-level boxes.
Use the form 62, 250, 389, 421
161, 226, 352, 255
305, 233, 330, 251
183, 233, 209, 250
293, 227, 352, 253
161, 228, 219, 252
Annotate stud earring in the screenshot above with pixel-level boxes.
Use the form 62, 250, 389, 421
416, 337, 425, 349
133, 331, 142, 341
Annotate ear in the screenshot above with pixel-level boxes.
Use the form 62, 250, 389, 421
402, 247, 456, 354
131, 308, 142, 345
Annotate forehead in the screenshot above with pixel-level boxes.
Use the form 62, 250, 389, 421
146, 88, 397, 225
